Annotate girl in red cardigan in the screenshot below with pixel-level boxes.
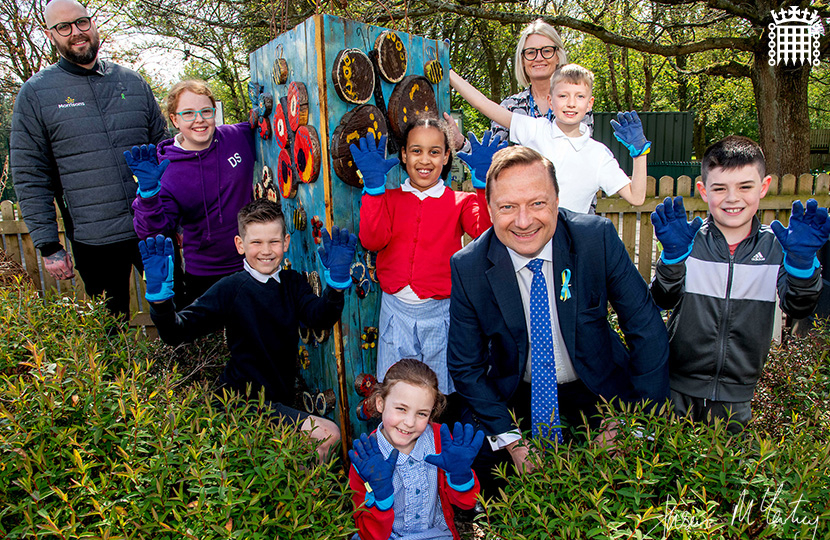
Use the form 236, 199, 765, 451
348, 359, 484, 540
351, 117, 502, 398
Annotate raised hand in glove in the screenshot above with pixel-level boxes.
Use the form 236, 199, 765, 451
138, 235, 175, 303
458, 131, 508, 190
318, 226, 358, 289
771, 199, 830, 278
349, 133, 398, 196
652, 196, 703, 264
424, 422, 484, 491
124, 145, 169, 197
611, 111, 651, 158
349, 433, 398, 510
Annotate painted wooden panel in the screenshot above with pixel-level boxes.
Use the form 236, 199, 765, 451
249, 14, 450, 443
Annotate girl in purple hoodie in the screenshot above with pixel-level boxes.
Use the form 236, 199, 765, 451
128, 80, 255, 307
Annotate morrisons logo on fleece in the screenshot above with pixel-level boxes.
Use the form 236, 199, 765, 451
58, 96, 86, 109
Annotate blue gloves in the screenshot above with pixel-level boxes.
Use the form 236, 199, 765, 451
771, 199, 830, 278
424, 423, 484, 491
457, 130, 508, 190
652, 196, 703, 264
318, 226, 358, 289
610, 111, 651, 158
349, 133, 398, 196
138, 235, 175, 303
349, 433, 398, 511
124, 145, 169, 198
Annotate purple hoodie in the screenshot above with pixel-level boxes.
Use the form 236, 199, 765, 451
133, 122, 255, 276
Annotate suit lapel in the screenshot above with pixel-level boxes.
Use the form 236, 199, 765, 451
486, 235, 528, 369
552, 221, 577, 361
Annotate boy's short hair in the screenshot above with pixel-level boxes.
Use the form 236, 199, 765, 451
486, 146, 559, 202
237, 198, 286, 238
701, 136, 766, 184
549, 64, 594, 93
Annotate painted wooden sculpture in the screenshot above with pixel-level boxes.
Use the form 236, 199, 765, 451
248, 15, 450, 450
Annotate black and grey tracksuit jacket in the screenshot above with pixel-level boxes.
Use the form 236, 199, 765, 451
650, 217, 822, 402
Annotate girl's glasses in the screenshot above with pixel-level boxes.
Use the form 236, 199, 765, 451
521, 46, 558, 61
176, 108, 216, 122
49, 17, 92, 37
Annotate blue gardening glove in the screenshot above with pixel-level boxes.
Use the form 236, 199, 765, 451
349, 133, 398, 196
124, 145, 169, 198
424, 422, 484, 491
610, 111, 651, 158
318, 226, 358, 289
349, 433, 398, 511
652, 196, 703, 264
138, 235, 174, 303
458, 130, 508, 190
771, 199, 830, 278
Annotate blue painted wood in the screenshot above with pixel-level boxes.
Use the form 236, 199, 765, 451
249, 15, 451, 440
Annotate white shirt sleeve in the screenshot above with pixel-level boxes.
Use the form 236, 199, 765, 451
509, 114, 547, 147
488, 429, 523, 450
596, 144, 632, 196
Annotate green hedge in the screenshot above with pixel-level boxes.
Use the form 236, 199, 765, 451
0, 284, 356, 539
479, 325, 830, 539
2, 283, 828, 539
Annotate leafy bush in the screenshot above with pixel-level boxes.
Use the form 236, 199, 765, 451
0, 285, 355, 539
3, 283, 829, 539
479, 321, 830, 539
480, 399, 829, 539
754, 319, 830, 440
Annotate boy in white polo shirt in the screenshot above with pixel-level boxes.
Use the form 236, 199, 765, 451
450, 64, 650, 213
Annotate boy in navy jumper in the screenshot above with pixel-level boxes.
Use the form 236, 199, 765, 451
650, 136, 829, 432
140, 199, 357, 460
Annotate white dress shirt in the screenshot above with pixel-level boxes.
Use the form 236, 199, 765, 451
488, 239, 580, 450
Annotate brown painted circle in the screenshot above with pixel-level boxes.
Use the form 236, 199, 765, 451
331, 104, 390, 188
374, 31, 407, 83
331, 48, 375, 104
387, 75, 437, 140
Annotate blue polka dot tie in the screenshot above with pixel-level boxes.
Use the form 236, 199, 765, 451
527, 258, 563, 443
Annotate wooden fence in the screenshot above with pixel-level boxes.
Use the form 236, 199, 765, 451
596, 173, 830, 280
2, 173, 829, 327
0, 199, 152, 330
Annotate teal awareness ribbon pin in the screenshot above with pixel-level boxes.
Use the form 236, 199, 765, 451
559, 269, 572, 301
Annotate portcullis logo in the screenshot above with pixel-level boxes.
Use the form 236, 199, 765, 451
768, 7, 821, 67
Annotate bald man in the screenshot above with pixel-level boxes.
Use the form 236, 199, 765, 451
11, 0, 168, 319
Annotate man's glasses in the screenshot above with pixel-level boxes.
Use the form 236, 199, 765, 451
176, 108, 216, 122
521, 46, 558, 61
49, 17, 92, 37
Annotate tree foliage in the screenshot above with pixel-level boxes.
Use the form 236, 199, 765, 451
0, 0, 827, 171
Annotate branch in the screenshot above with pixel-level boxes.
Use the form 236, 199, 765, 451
651, 0, 760, 25
417, 0, 756, 55
673, 58, 751, 78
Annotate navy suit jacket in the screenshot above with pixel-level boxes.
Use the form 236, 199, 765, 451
448, 209, 669, 435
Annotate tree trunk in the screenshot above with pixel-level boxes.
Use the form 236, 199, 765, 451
605, 43, 622, 111
751, 46, 811, 176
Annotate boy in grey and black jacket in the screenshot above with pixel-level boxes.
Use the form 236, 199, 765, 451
649, 136, 829, 433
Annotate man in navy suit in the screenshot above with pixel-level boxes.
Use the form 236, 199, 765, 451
448, 146, 669, 487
